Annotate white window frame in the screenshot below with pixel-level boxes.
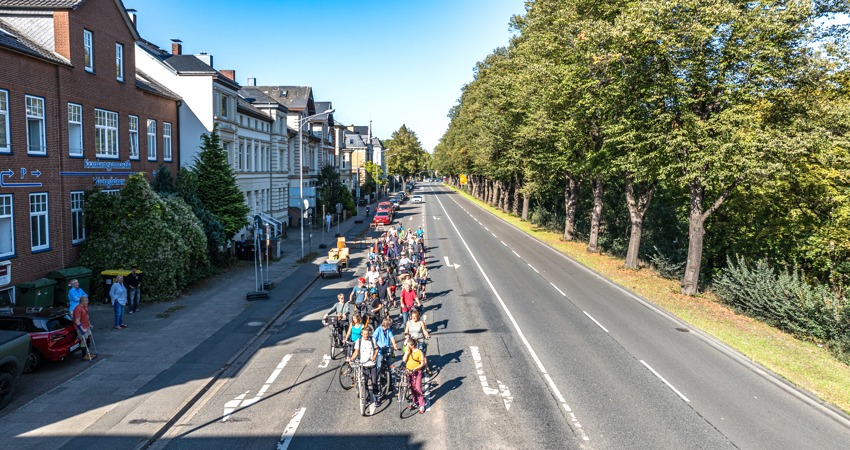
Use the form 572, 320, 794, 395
147, 119, 156, 161
83, 29, 94, 72
29, 192, 49, 252
25, 95, 46, 155
115, 42, 124, 82
128, 115, 139, 159
0, 90, 9, 154
70, 191, 85, 244
163, 122, 172, 161
68, 103, 83, 156
94, 108, 118, 158
0, 194, 14, 258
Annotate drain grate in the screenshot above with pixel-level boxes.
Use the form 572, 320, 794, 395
675, 327, 690, 333
295, 348, 315, 353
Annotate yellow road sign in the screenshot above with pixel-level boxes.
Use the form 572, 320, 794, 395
460, 174, 468, 185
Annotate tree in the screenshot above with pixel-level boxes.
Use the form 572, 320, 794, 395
385, 125, 428, 182
316, 164, 356, 217
150, 164, 175, 193
175, 167, 228, 265
194, 125, 249, 240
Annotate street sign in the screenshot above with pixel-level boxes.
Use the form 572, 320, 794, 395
336, 202, 343, 214
460, 174, 468, 185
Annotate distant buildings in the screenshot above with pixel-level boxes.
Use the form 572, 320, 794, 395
0, 0, 384, 299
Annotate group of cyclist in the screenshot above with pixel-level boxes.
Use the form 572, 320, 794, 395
323, 223, 433, 415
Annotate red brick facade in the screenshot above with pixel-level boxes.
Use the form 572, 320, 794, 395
0, 0, 179, 300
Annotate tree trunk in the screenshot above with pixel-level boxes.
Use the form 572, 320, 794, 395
521, 195, 530, 221
587, 177, 604, 253
500, 181, 509, 211
491, 180, 499, 206
563, 173, 580, 241
623, 176, 657, 269
512, 174, 522, 216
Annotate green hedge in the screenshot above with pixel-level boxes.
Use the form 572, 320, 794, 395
713, 255, 850, 362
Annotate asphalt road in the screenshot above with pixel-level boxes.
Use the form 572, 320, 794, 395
149, 183, 850, 450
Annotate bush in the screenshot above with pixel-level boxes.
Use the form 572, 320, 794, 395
713, 255, 850, 362
649, 246, 686, 279
79, 174, 209, 302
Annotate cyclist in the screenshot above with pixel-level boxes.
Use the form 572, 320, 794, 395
398, 251, 413, 275
350, 277, 368, 307
373, 317, 399, 372
405, 308, 433, 376
322, 293, 351, 335
400, 281, 420, 325
384, 268, 399, 305
366, 288, 384, 325
365, 263, 380, 286
349, 326, 381, 407
414, 261, 429, 297
415, 226, 424, 239
345, 313, 364, 346
375, 275, 390, 305
403, 336, 427, 414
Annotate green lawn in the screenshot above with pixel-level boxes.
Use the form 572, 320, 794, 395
446, 184, 850, 414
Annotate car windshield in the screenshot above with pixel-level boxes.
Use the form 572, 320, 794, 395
376, 212, 389, 217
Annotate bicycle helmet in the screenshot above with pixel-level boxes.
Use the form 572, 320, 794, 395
420, 261, 426, 265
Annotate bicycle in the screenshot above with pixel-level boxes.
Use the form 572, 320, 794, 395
356, 364, 368, 416
394, 366, 411, 418
324, 318, 347, 360
337, 345, 356, 390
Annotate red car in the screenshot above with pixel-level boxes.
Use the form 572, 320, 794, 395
0, 307, 81, 373
372, 210, 392, 226
378, 201, 394, 213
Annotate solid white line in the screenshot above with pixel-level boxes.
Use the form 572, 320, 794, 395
491, 233, 497, 238
512, 251, 520, 258
583, 311, 609, 333
434, 189, 588, 442
276, 407, 306, 450
640, 360, 690, 403
501, 241, 507, 246
550, 282, 566, 297
528, 263, 539, 274
470, 346, 499, 395
484, 227, 490, 231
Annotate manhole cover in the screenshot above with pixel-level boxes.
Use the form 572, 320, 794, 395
245, 321, 264, 327
675, 327, 690, 333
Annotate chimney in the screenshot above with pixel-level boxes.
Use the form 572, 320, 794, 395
171, 39, 182, 55
126, 9, 137, 27
196, 52, 213, 68
247, 77, 257, 86
221, 70, 235, 81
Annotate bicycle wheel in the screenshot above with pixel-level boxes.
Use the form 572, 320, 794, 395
398, 383, 409, 418
338, 362, 355, 390
358, 373, 367, 416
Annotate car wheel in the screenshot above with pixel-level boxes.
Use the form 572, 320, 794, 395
23, 350, 41, 374
0, 372, 15, 410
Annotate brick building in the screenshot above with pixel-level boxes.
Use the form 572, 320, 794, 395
0, 0, 180, 303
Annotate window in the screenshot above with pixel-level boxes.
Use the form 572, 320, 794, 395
103, 190, 119, 196
236, 141, 243, 171
83, 29, 94, 72
147, 119, 156, 160
115, 43, 124, 81
68, 103, 83, 156
94, 109, 118, 158
218, 93, 228, 118
29, 193, 48, 252
163, 122, 172, 161
128, 115, 139, 159
0, 90, 9, 153
0, 195, 14, 257
26, 95, 46, 155
71, 191, 85, 244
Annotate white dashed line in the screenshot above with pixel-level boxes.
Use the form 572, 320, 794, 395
512, 251, 520, 257
550, 283, 566, 297
491, 233, 497, 238
640, 360, 690, 402
501, 241, 507, 246
276, 407, 306, 450
528, 263, 539, 274
583, 311, 609, 333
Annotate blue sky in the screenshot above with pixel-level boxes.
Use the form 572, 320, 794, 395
130, 0, 526, 152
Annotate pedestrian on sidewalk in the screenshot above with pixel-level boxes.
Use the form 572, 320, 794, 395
326, 213, 332, 232
126, 265, 142, 313
73, 296, 96, 361
67, 279, 87, 314
110, 275, 128, 329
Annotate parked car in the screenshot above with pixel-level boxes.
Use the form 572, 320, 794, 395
389, 197, 401, 209
0, 330, 30, 409
0, 307, 81, 373
412, 195, 423, 204
372, 210, 392, 226
378, 201, 394, 214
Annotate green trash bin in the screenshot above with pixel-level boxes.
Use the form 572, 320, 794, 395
16, 278, 56, 307
47, 267, 93, 306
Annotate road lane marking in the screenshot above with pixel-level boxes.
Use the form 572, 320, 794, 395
435, 188, 588, 441
583, 312, 609, 333
318, 354, 330, 368
470, 346, 499, 395
528, 263, 540, 274
550, 283, 566, 297
497, 380, 513, 411
512, 251, 520, 258
491, 233, 497, 238
424, 375, 432, 411
276, 407, 306, 450
484, 227, 489, 231
443, 256, 460, 269
501, 241, 507, 246
223, 354, 292, 420
640, 360, 690, 402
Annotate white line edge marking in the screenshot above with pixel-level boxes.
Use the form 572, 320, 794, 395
501, 241, 507, 246
424, 374, 432, 411
550, 282, 566, 297
583, 311, 609, 333
491, 233, 497, 238
640, 360, 690, 403
512, 250, 520, 258
470, 346, 499, 395
435, 188, 589, 441
528, 263, 540, 274
276, 407, 306, 450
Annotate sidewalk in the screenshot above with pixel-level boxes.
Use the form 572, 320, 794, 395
0, 212, 374, 450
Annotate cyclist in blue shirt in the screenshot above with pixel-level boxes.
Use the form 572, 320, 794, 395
373, 317, 399, 372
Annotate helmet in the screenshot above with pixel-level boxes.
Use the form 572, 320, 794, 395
369, 287, 377, 295
420, 261, 426, 265
358, 277, 366, 284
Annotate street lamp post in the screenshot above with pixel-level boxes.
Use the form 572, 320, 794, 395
299, 108, 334, 259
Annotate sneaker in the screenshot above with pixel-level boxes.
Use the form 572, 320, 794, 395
419, 406, 425, 414
128, 310, 134, 314
375, 400, 381, 407
120, 324, 128, 328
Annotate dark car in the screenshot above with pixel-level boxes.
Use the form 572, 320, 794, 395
0, 307, 81, 373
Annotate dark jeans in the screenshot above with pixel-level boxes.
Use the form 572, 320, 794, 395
362, 364, 378, 402
128, 287, 140, 311
113, 302, 125, 327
